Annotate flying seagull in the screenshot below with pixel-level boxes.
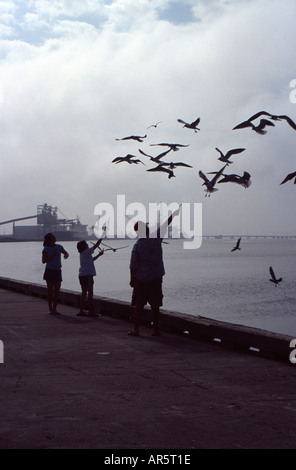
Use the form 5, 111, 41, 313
158, 161, 192, 170
147, 165, 175, 179
138, 148, 173, 163
280, 171, 296, 185
231, 237, 241, 252
198, 165, 227, 196
90, 242, 129, 252
241, 111, 296, 129
150, 143, 189, 151
233, 118, 275, 135
115, 134, 147, 142
100, 242, 129, 252
177, 117, 200, 133
233, 110, 281, 128
147, 121, 162, 129
112, 154, 145, 165
217, 171, 251, 188
269, 266, 282, 286
215, 147, 246, 165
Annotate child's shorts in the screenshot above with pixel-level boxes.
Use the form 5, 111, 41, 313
79, 275, 94, 286
43, 268, 62, 283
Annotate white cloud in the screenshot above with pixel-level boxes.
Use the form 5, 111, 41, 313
0, 0, 296, 235
24, 0, 105, 21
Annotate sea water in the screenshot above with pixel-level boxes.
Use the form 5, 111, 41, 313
0, 238, 295, 336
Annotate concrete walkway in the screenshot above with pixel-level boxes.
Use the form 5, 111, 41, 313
0, 287, 296, 450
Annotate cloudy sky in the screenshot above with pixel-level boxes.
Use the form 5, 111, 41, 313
1, 0, 296, 237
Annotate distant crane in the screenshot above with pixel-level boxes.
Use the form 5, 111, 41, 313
0, 215, 37, 226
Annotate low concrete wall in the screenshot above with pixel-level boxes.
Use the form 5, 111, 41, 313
0, 276, 293, 363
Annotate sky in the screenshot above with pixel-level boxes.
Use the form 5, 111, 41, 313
1, 0, 296, 237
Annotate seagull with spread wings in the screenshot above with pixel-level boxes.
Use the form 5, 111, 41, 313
147, 165, 175, 179
158, 161, 193, 170
234, 111, 296, 131
115, 134, 147, 142
147, 121, 162, 129
233, 118, 275, 135
112, 154, 145, 165
215, 147, 246, 165
198, 165, 227, 196
150, 143, 189, 151
138, 148, 173, 163
217, 171, 251, 188
101, 242, 129, 252
269, 266, 282, 286
91, 242, 129, 252
231, 238, 241, 252
177, 117, 200, 132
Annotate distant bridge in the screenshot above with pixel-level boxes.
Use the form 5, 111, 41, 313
202, 234, 295, 240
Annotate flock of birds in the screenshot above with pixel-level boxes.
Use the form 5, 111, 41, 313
113, 123, 193, 180
198, 110, 296, 194
112, 110, 296, 193
111, 109, 296, 286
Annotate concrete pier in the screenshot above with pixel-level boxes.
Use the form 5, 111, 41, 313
0, 277, 296, 450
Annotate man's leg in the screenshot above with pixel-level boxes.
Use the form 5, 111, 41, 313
128, 305, 143, 336
151, 305, 160, 336
151, 278, 162, 335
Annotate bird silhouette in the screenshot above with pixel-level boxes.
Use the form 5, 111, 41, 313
177, 117, 200, 132
158, 161, 192, 170
115, 135, 147, 142
147, 165, 175, 179
280, 171, 296, 185
138, 148, 173, 163
198, 165, 227, 196
231, 237, 241, 252
233, 118, 275, 135
233, 110, 280, 129
215, 147, 245, 165
233, 111, 296, 132
217, 171, 251, 188
150, 143, 189, 151
101, 242, 129, 252
147, 121, 162, 129
269, 266, 282, 286
112, 154, 145, 165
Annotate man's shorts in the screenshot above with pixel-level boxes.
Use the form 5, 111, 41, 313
79, 275, 94, 287
132, 277, 163, 307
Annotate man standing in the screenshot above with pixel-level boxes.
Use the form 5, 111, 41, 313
128, 207, 180, 336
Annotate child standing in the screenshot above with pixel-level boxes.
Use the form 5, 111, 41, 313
42, 232, 69, 315
76, 235, 105, 317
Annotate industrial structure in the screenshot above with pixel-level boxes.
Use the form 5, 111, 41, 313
0, 204, 89, 241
